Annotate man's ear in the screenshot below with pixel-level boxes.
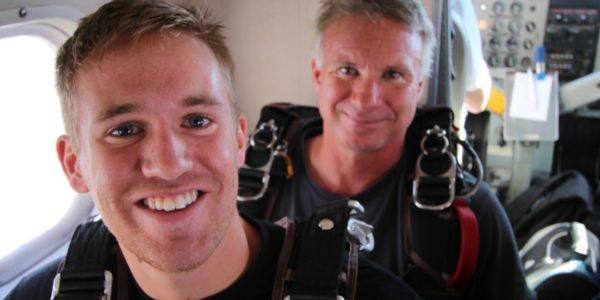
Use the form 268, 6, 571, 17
236, 115, 248, 168
310, 58, 322, 91
56, 135, 89, 193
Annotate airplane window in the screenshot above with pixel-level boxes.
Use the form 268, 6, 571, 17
0, 34, 73, 258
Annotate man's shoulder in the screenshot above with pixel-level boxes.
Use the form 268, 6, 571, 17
5, 257, 62, 300
242, 213, 286, 250
356, 256, 421, 299
461, 172, 503, 212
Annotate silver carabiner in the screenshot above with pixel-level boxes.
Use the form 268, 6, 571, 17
347, 200, 375, 252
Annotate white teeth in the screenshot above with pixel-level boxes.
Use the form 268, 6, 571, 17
154, 199, 163, 210
145, 199, 156, 210
144, 190, 198, 212
175, 194, 186, 209
186, 191, 194, 205
163, 199, 175, 212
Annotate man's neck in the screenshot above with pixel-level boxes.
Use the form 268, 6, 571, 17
307, 134, 404, 196
122, 215, 260, 299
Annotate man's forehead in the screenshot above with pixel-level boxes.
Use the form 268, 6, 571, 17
73, 35, 228, 103
325, 17, 419, 47
322, 16, 423, 64
324, 34, 422, 66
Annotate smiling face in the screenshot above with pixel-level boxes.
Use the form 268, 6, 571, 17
57, 33, 246, 272
312, 15, 425, 155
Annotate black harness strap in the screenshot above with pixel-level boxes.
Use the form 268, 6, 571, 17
239, 103, 483, 298
55, 205, 359, 300
52, 221, 116, 300
274, 201, 356, 300
238, 103, 320, 219
272, 218, 297, 300
402, 106, 481, 298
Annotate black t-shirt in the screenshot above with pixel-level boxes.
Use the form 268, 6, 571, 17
6, 216, 419, 299
255, 119, 535, 300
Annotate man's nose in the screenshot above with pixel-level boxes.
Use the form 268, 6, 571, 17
353, 78, 381, 107
141, 130, 193, 180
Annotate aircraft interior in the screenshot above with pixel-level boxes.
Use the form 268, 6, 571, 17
0, 0, 599, 298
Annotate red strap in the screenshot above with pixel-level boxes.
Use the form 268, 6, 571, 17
447, 198, 479, 289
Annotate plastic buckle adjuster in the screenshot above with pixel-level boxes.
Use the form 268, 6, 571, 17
51, 270, 113, 300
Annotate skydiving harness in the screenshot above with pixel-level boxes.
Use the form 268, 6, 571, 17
50, 201, 373, 300
238, 102, 484, 298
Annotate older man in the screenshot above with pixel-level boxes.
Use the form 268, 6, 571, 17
240, 0, 534, 299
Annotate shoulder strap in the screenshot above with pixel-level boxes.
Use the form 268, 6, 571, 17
238, 102, 320, 219
403, 106, 481, 295
402, 198, 479, 297
272, 200, 360, 300
51, 220, 116, 300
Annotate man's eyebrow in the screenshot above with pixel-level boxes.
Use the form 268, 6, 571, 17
334, 59, 356, 66
182, 96, 218, 107
94, 96, 220, 123
95, 103, 140, 123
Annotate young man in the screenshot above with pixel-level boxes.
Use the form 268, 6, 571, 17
6, 0, 418, 299
240, 0, 534, 299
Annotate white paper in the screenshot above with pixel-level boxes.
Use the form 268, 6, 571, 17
508, 70, 553, 121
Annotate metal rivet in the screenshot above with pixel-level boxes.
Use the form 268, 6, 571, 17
19, 7, 27, 18
318, 218, 335, 231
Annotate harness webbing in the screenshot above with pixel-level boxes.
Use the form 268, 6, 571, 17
51, 221, 116, 300
447, 198, 479, 289
238, 103, 320, 219
53, 210, 357, 300
273, 201, 357, 300
239, 102, 483, 297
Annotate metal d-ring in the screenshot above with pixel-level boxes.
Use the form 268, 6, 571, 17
249, 119, 278, 149
420, 125, 449, 156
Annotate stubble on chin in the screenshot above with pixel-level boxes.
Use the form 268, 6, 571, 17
121, 196, 238, 274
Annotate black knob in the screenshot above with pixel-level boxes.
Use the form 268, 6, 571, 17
489, 36, 502, 50
506, 37, 519, 51
488, 54, 501, 67
504, 55, 517, 68
525, 21, 536, 32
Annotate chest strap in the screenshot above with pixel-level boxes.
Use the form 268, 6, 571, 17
273, 200, 370, 300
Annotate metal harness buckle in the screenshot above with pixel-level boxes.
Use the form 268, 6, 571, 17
412, 124, 484, 210
412, 125, 457, 210
238, 120, 289, 201
347, 200, 375, 252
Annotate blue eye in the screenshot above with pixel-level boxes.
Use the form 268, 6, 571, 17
110, 124, 140, 137
185, 115, 210, 128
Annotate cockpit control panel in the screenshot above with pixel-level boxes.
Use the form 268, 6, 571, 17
543, 0, 600, 82
474, 0, 600, 82
474, 0, 550, 70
